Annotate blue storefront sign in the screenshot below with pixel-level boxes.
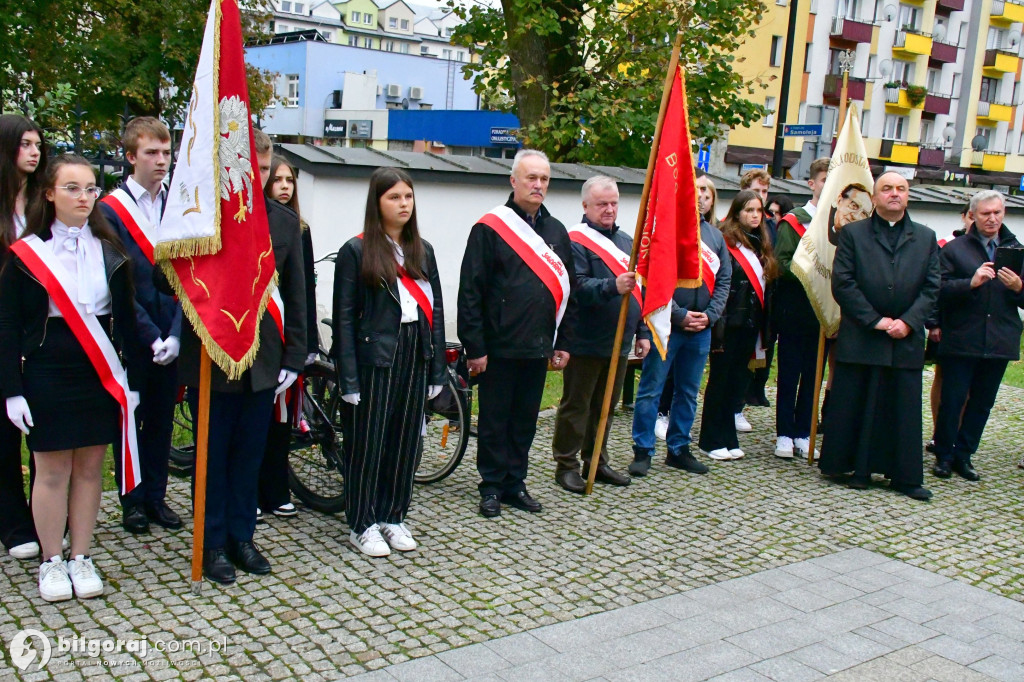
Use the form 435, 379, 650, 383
490, 127, 520, 145
782, 124, 824, 137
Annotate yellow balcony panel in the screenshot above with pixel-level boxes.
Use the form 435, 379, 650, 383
977, 100, 1013, 123
880, 142, 920, 164
983, 153, 1008, 172
991, 0, 1024, 25
983, 49, 1020, 76
892, 30, 932, 58
884, 87, 925, 112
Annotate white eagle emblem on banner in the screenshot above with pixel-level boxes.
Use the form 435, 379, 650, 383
218, 95, 255, 222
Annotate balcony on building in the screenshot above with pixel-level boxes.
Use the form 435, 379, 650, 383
879, 138, 920, 165
971, 150, 1009, 171
892, 29, 933, 59
823, 74, 868, 104
935, 0, 965, 14
918, 145, 946, 167
991, 0, 1024, 26
884, 84, 927, 112
977, 99, 1013, 124
829, 16, 874, 44
923, 92, 952, 116
983, 48, 1021, 76
929, 38, 960, 65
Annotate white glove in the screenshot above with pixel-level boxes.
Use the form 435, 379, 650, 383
6, 396, 33, 435
342, 393, 360, 405
153, 336, 180, 365
151, 338, 163, 359
275, 369, 298, 396
305, 352, 318, 367
426, 385, 443, 400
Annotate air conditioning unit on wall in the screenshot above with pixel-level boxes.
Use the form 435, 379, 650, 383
386, 83, 401, 97
409, 86, 424, 100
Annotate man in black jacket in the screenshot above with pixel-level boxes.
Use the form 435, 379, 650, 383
819, 172, 939, 501
550, 176, 649, 493
932, 191, 1024, 481
458, 149, 577, 517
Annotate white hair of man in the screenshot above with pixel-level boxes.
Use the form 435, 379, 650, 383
511, 148, 550, 176
969, 189, 1005, 213
581, 175, 618, 202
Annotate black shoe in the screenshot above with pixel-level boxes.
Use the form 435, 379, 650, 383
925, 440, 937, 454
745, 392, 770, 408
953, 461, 980, 481
846, 475, 870, 490
203, 548, 236, 584
628, 454, 652, 477
588, 464, 631, 487
933, 461, 952, 479
479, 494, 501, 518
146, 502, 183, 530
665, 448, 708, 475
890, 482, 932, 501
503, 489, 542, 513
227, 540, 271, 575
122, 506, 150, 534
555, 470, 586, 494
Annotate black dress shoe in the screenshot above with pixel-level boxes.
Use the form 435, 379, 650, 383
588, 464, 631, 487
846, 475, 870, 490
503, 489, 542, 513
227, 540, 271, 575
122, 507, 150, 534
665, 448, 708, 475
890, 482, 932, 501
146, 502, 183, 530
555, 470, 586, 494
203, 548, 236, 584
628, 454, 652, 477
925, 440, 937, 454
932, 461, 952, 479
479, 494, 501, 518
953, 461, 980, 481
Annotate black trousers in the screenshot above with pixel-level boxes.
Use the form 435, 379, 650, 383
190, 387, 274, 549
742, 338, 775, 408
0, 416, 35, 549
934, 356, 1007, 465
699, 327, 758, 452
775, 331, 822, 439
551, 355, 627, 474
341, 323, 425, 535
476, 357, 548, 497
114, 359, 178, 510
258, 420, 292, 510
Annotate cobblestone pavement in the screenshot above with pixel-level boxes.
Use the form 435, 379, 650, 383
2, 372, 1024, 680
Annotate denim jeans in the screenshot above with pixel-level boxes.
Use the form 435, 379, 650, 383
632, 328, 711, 454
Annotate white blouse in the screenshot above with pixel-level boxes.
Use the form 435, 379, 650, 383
388, 237, 420, 324
46, 220, 111, 317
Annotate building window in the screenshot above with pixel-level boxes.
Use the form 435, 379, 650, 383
286, 74, 299, 107
764, 96, 777, 126
281, 0, 291, 10
386, 40, 395, 51
980, 77, 999, 103
364, 14, 372, 24
445, 27, 454, 36
421, 45, 430, 54
804, 44, 812, 73
294, 2, 304, 12
348, 35, 358, 46
363, 36, 372, 48
457, 51, 466, 61
442, 48, 452, 59
987, 27, 1006, 50
323, 31, 332, 41
891, 59, 914, 85
897, 4, 920, 30
401, 19, 409, 29
389, 17, 397, 28
401, 43, 410, 54
351, 11, 360, 22
770, 36, 783, 67
277, 23, 288, 32
883, 114, 908, 140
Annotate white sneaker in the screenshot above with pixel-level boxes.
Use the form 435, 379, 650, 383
794, 438, 819, 460
734, 413, 752, 433
350, 524, 390, 557
728, 448, 745, 460
775, 436, 794, 459
256, 507, 264, 524
701, 447, 732, 461
9, 541, 40, 559
380, 522, 417, 551
39, 556, 72, 602
273, 503, 298, 517
654, 414, 669, 441
67, 555, 103, 599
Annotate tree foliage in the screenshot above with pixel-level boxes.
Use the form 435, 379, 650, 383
1, 0, 276, 146
448, 0, 770, 166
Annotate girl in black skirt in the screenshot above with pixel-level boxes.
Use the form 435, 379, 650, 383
0, 155, 136, 601
0, 114, 47, 561
333, 167, 445, 557
699, 190, 777, 461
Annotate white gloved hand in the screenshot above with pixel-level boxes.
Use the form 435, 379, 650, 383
426, 385, 443, 400
153, 336, 180, 365
305, 352, 318, 367
151, 338, 163, 359
275, 369, 298, 396
342, 393, 360, 405
6, 396, 33, 435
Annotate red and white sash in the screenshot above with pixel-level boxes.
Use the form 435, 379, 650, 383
478, 205, 570, 341
265, 287, 302, 424
11, 235, 141, 495
354, 234, 435, 327
567, 223, 642, 309
780, 213, 807, 239
727, 242, 767, 365
699, 239, 722, 296
101, 189, 157, 265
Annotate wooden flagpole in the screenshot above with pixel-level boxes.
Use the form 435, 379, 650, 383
584, 31, 684, 495
190, 349, 212, 594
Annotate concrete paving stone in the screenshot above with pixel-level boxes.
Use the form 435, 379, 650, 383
706, 596, 802, 633
970, 655, 1024, 682
648, 594, 705, 621
789, 642, 867, 675
597, 625, 697, 666
494, 659, 571, 682
436, 644, 512, 677
384, 655, 464, 682
819, 631, 897, 662
665, 615, 739, 647
910, 654, 997, 682
528, 619, 605, 653
877, 596, 949, 624
975, 633, 1024, 665
924, 614, 996, 643
750, 568, 811, 593
976, 614, 1024, 641
749, 654, 826, 681
482, 632, 559, 666
821, 656, 930, 682
868, 616, 943, 645
643, 640, 759, 682
705, 669, 774, 682
883, 645, 935, 666
725, 618, 829, 660
804, 598, 893, 633
577, 602, 676, 639
802, 579, 866, 604
771, 586, 844, 613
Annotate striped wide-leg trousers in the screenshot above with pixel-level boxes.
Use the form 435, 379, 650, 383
342, 323, 426, 534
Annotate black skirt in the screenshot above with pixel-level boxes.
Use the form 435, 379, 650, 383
22, 316, 120, 452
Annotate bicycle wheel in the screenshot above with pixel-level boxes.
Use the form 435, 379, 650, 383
415, 368, 471, 484
169, 396, 195, 475
287, 361, 346, 514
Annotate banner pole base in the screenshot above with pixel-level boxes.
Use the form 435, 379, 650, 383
191, 580, 203, 596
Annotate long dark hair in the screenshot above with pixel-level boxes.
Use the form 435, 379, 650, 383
0, 114, 48, 251
25, 155, 126, 256
720, 189, 778, 282
264, 154, 303, 223
361, 167, 425, 286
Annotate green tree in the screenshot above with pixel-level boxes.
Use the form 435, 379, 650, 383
449, 0, 769, 166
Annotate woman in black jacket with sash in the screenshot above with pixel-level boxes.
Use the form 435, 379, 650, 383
333, 167, 445, 557
0, 155, 136, 601
699, 190, 777, 461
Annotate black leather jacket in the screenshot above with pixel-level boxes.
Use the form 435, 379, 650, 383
333, 235, 446, 395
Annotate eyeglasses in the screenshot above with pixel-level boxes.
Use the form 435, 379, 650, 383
56, 184, 101, 200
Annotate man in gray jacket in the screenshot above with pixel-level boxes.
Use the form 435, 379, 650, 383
629, 219, 731, 475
